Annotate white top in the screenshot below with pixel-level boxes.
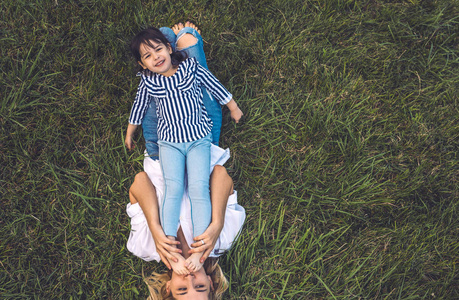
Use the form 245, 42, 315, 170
126, 144, 246, 262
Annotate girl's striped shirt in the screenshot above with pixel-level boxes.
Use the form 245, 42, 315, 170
129, 58, 232, 143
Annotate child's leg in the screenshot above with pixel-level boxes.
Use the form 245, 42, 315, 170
158, 141, 186, 237
174, 22, 223, 145
186, 134, 212, 236
184, 133, 212, 271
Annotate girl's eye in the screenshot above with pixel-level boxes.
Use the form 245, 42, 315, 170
195, 285, 205, 288
156, 47, 162, 51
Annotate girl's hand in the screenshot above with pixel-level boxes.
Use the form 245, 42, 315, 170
226, 99, 243, 123
188, 223, 223, 263
150, 225, 181, 269
125, 124, 138, 151
230, 107, 244, 123
125, 135, 135, 150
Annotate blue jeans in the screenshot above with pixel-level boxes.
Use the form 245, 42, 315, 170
142, 26, 222, 160
159, 133, 212, 237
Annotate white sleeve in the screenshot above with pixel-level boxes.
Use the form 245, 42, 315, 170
210, 144, 230, 168
209, 191, 246, 257
126, 202, 160, 262
126, 159, 164, 262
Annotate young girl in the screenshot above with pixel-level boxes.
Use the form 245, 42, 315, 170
125, 23, 243, 274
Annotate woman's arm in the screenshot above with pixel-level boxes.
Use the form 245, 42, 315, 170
129, 172, 181, 269
188, 165, 234, 262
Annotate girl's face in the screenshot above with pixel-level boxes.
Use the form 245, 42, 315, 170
166, 268, 213, 299
138, 40, 176, 77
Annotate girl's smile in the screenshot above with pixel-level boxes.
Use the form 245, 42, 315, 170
138, 40, 177, 77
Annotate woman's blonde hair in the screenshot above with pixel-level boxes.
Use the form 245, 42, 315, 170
144, 258, 228, 300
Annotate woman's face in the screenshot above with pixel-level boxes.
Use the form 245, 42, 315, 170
167, 268, 213, 299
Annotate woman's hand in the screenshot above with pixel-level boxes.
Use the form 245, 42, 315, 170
188, 222, 223, 263
150, 224, 181, 269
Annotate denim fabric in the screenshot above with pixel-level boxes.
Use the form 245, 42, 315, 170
158, 133, 212, 237
141, 26, 222, 160
142, 101, 159, 160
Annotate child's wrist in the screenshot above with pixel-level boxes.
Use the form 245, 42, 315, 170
227, 100, 239, 112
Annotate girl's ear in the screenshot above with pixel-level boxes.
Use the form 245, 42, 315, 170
167, 43, 173, 54
138, 60, 146, 69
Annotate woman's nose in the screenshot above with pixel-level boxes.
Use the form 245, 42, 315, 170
185, 273, 196, 281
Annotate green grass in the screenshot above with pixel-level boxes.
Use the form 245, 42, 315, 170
1, 0, 457, 299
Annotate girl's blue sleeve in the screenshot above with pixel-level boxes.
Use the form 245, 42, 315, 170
129, 78, 151, 125
196, 64, 232, 106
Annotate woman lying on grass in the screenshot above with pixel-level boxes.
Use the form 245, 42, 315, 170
126, 22, 245, 299
128, 158, 244, 299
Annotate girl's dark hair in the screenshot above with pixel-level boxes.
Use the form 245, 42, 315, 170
130, 27, 187, 69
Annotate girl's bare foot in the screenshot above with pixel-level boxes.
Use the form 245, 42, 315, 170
166, 236, 190, 275
185, 252, 204, 272
168, 253, 189, 275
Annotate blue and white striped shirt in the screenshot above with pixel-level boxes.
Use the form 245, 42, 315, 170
129, 58, 232, 143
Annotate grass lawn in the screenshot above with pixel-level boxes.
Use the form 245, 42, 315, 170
1, 0, 457, 298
